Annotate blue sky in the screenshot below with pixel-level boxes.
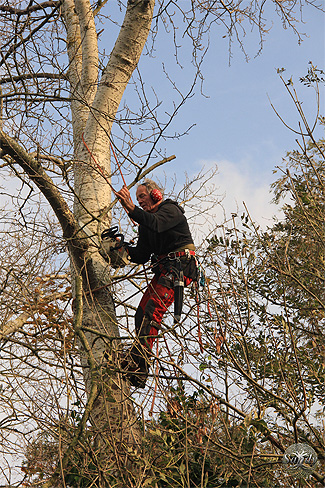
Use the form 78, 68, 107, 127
169, 4, 325, 169
109, 2, 324, 228
0, 5, 323, 480
1, 2, 323, 229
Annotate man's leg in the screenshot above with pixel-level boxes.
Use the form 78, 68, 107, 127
123, 273, 175, 387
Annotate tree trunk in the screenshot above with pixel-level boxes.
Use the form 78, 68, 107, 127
62, 0, 155, 484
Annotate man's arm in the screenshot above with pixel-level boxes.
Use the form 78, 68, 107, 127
129, 204, 183, 233
115, 186, 135, 213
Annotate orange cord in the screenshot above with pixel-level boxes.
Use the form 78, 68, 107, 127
196, 283, 204, 353
206, 281, 213, 319
109, 140, 127, 187
81, 132, 137, 226
149, 337, 159, 417
81, 132, 117, 195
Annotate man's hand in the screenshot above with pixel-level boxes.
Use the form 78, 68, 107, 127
116, 186, 135, 213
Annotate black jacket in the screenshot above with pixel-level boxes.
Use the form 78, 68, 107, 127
127, 199, 194, 264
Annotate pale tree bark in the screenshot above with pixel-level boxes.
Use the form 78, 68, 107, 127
1, 0, 321, 485
0, 0, 156, 484
62, 0, 156, 484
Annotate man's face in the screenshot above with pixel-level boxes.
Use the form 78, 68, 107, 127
136, 185, 153, 212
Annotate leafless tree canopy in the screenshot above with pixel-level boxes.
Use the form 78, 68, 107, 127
0, 1, 324, 486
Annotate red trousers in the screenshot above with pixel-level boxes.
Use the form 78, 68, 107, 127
135, 271, 192, 349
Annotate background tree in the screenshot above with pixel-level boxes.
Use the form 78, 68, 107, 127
0, 1, 324, 486
199, 70, 324, 487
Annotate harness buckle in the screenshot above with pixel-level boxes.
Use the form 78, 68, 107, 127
167, 251, 178, 260
166, 249, 194, 260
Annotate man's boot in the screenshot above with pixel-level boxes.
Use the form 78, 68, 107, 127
120, 317, 158, 388
121, 343, 151, 388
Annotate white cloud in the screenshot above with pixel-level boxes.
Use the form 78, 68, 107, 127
215, 159, 279, 227
186, 158, 283, 245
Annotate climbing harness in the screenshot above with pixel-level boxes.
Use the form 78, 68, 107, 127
151, 249, 198, 324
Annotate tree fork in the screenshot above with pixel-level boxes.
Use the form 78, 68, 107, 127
0, 128, 86, 256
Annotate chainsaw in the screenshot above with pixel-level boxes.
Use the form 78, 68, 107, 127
100, 226, 131, 269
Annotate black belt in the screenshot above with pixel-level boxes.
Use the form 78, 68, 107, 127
158, 249, 196, 260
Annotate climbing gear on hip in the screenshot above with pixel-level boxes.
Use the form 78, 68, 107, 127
174, 267, 184, 323
150, 249, 199, 324
157, 248, 196, 261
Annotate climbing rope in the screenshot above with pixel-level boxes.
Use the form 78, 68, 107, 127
81, 132, 117, 195
81, 133, 215, 366
81, 132, 137, 225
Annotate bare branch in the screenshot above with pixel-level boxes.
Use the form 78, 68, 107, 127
0, 128, 84, 252
0, 1, 59, 15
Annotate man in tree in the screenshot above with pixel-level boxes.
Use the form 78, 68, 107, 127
116, 179, 198, 387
